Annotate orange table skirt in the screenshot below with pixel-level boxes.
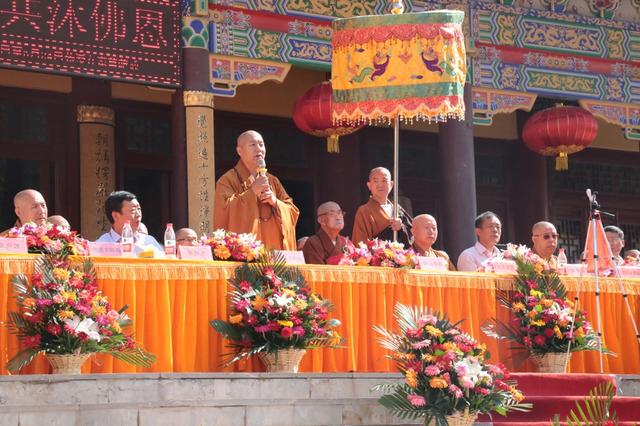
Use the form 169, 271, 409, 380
1, 254, 639, 375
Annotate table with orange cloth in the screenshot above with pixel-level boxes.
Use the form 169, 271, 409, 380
1, 254, 638, 375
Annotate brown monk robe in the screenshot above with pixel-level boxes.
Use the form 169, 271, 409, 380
214, 131, 299, 250
351, 167, 412, 246
303, 201, 348, 264
411, 214, 456, 271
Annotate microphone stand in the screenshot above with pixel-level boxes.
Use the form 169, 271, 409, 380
587, 193, 605, 373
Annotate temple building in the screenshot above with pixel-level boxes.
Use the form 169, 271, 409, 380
1, 0, 639, 261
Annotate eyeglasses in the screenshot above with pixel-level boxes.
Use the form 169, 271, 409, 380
534, 233, 558, 240
318, 210, 346, 218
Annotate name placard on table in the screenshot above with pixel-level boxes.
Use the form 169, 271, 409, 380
417, 256, 448, 271
275, 250, 306, 265
88, 242, 123, 257
0, 237, 28, 254
178, 245, 213, 261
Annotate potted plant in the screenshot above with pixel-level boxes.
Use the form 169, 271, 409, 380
327, 238, 418, 269
483, 244, 603, 372
374, 303, 530, 426
211, 252, 343, 372
7, 254, 155, 374
202, 229, 264, 262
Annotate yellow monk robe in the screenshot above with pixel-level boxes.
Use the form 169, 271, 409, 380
351, 198, 412, 245
214, 161, 299, 250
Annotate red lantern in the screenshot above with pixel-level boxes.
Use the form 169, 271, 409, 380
522, 105, 598, 171
292, 82, 361, 153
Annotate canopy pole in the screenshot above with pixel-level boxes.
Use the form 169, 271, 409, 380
393, 116, 400, 242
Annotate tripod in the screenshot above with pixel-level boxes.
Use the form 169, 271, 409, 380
579, 189, 640, 372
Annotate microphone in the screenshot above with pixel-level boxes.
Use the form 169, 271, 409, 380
256, 159, 267, 177
586, 188, 592, 201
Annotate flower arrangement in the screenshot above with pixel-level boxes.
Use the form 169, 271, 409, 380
6, 254, 155, 372
202, 229, 264, 262
6, 222, 88, 256
373, 303, 530, 425
327, 238, 418, 269
211, 252, 343, 365
482, 244, 601, 356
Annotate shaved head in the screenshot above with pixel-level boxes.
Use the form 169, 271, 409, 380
412, 214, 438, 250
176, 228, 199, 246
14, 189, 48, 226
368, 167, 391, 181
236, 130, 266, 172
316, 200, 344, 235
531, 221, 558, 260
317, 201, 340, 217
47, 215, 70, 230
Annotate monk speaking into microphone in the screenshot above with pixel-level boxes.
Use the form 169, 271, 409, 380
214, 130, 299, 250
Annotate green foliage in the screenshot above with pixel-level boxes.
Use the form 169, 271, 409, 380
551, 381, 620, 426
211, 251, 343, 366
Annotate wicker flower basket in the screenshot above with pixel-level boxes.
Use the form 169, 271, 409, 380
530, 352, 570, 373
45, 353, 91, 375
427, 411, 477, 426
258, 349, 306, 373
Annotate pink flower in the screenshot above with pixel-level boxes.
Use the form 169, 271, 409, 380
280, 327, 293, 339
448, 384, 463, 398
418, 315, 437, 327
24, 334, 41, 348
424, 365, 440, 376
407, 394, 426, 407
52, 294, 64, 304
107, 310, 120, 322
238, 280, 252, 292
474, 387, 490, 395
292, 326, 305, 337
460, 378, 474, 389
254, 324, 271, 333
533, 334, 547, 346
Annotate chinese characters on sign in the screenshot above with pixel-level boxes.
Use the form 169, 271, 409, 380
196, 113, 210, 236
94, 131, 112, 234
0, 0, 180, 86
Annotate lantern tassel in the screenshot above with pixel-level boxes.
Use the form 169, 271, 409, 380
556, 152, 569, 171
327, 135, 340, 153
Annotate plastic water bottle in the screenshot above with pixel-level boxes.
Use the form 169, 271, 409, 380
164, 223, 176, 258
121, 220, 134, 257
557, 247, 568, 274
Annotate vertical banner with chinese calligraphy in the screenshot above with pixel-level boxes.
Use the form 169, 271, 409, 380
184, 91, 215, 237
78, 106, 115, 240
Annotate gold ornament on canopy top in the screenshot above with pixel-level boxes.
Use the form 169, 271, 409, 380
331, 1, 467, 240
331, 4, 466, 126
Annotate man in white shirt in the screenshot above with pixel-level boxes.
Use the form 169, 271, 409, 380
457, 211, 502, 271
95, 191, 163, 255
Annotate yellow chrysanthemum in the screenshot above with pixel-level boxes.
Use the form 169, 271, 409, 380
214, 245, 231, 259
527, 310, 538, 319
478, 343, 487, 356
429, 377, 448, 388
74, 272, 85, 280
529, 289, 542, 298
384, 249, 394, 259
252, 296, 268, 312
356, 257, 369, 266
530, 320, 546, 327
112, 322, 122, 333
422, 354, 435, 362
284, 289, 296, 298
294, 300, 308, 310
23, 297, 37, 309
534, 263, 544, 274
554, 325, 563, 339
277, 320, 294, 327
511, 387, 525, 402
57, 310, 74, 320
512, 302, 525, 312
542, 299, 554, 308
52, 268, 70, 281
425, 325, 443, 337
60, 290, 77, 302
575, 327, 585, 337
442, 342, 457, 352
229, 314, 244, 324
405, 369, 418, 388
93, 305, 106, 316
